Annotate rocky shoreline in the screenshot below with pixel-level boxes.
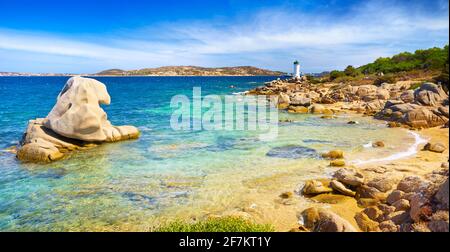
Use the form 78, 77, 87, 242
247, 77, 449, 232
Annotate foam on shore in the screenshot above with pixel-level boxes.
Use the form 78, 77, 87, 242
352, 130, 428, 166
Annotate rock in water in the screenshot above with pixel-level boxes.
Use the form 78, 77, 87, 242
322, 149, 344, 159
45, 76, 139, 142
266, 145, 320, 159
16, 76, 140, 163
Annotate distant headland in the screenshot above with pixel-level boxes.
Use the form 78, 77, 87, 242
0, 66, 286, 77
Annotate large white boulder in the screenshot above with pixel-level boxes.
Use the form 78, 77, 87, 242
45, 76, 139, 142
17, 76, 139, 163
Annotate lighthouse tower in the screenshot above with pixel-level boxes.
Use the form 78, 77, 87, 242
293, 60, 300, 79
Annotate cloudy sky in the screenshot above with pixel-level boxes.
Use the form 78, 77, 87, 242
0, 0, 448, 73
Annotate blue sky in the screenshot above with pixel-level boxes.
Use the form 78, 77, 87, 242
0, 0, 448, 73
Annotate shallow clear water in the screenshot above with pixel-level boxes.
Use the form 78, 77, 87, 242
0, 76, 416, 231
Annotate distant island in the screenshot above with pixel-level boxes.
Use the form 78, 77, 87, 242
95, 66, 286, 76
0, 66, 286, 77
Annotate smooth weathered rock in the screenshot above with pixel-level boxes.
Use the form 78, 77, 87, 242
400, 90, 415, 103
16, 119, 85, 162
330, 159, 346, 167
367, 177, 399, 193
414, 82, 448, 106
428, 210, 449, 232
397, 176, 430, 193
423, 142, 446, 153
435, 178, 449, 210
387, 211, 411, 225
330, 180, 356, 197
322, 149, 344, 159
378, 204, 397, 215
356, 185, 387, 201
277, 103, 289, 110
438, 106, 449, 117
300, 207, 357, 232
377, 89, 390, 100
387, 190, 405, 205
45, 77, 139, 142
287, 105, 309, 114
355, 212, 380, 232
357, 198, 380, 208
310, 104, 325, 114
379, 220, 398, 232
404, 107, 448, 128
392, 199, 410, 211
278, 92, 291, 105
409, 193, 432, 222
363, 206, 384, 222
302, 180, 333, 195
333, 168, 364, 187
290, 95, 311, 107
17, 77, 140, 163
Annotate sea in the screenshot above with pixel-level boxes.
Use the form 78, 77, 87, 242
0, 76, 418, 231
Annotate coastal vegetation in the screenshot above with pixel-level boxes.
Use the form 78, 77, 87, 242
308, 45, 449, 86
155, 217, 274, 232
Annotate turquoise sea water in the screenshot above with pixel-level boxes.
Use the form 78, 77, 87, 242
0, 76, 416, 231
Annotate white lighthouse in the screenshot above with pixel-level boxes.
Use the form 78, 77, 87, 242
293, 60, 300, 79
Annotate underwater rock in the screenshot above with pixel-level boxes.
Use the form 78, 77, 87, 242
266, 145, 320, 159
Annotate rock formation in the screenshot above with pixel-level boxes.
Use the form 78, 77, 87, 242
248, 78, 449, 129
16, 76, 140, 163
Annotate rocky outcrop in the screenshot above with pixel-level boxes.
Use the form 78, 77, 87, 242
16, 76, 140, 163
299, 207, 358, 232
248, 77, 449, 129
414, 83, 448, 106
354, 166, 449, 232
300, 164, 449, 232
377, 83, 449, 128
333, 168, 365, 187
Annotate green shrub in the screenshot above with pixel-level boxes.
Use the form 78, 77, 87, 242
433, 54, 449, 91
358, 45, 448, 74
155, 217, 274, 232
344, 65, 361, 77
329, 70, 346, 81
306, 74, 325, 84
373, 74, 396, 86
334, 75, 358, 83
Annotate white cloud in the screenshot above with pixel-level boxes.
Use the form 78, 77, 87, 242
0, 0, 448, 73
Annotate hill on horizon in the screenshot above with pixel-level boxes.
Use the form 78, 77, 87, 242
96, 66, 286, 76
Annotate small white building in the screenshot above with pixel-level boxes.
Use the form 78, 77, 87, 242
293, 60, 300, 78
